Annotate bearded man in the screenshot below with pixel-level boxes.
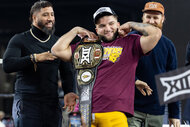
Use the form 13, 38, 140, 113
51, 5, 162, 126
2, 1, 75, 127
127, 2, 180, 127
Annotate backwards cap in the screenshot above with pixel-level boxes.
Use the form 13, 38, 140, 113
93, 7, 117, 24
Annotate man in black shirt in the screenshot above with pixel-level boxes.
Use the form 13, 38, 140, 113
3, 1, 74, 127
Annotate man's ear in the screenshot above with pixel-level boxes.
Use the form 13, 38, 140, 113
117, 22, 120, 27
95, 27, 98, 33
142, 13, 145, 22
161, 15, 165, 23
32, 13, 37, 24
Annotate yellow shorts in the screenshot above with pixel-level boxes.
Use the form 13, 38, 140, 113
91, 111, 128, 127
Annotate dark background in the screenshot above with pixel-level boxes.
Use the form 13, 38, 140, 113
1, 0, 189, 66
0, 0, 189, 121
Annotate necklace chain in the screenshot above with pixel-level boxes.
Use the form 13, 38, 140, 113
30, 29, 51, 43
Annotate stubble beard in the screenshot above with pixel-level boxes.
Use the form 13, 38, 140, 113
99, 29, 119, 43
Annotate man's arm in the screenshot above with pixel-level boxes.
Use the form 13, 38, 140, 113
167, 39, 180, 127
3, 35, 56, 73
59, 61, 75, 94
51, 26, 97, 61
119, 21, 162, 54
168, 102, 180, 127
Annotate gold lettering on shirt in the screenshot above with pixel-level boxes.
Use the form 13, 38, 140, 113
103, 47, 123, 63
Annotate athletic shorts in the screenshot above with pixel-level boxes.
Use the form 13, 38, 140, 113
91, 111, 128, 127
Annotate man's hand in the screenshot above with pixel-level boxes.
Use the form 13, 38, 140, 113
35, 51, 57, 62
169, 118, 180, 127
135, 79, 153, 96
63, 92, 79, 112
118, 22, 132, 37
73, 26, 98, 40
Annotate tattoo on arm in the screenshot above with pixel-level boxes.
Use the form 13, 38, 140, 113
129, 22, 152, 36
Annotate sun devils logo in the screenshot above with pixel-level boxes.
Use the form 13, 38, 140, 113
155, 66, 190, 105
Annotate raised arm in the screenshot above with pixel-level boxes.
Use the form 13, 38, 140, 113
119, 21, 162, 54
51, 26, 98, 61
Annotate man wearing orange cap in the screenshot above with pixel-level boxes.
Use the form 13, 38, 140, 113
128, 2, 180, 127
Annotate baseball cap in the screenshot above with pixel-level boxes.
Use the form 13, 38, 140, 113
93, 7, 117, 24
142, 2, 164, 15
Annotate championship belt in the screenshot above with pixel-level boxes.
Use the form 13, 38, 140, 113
72, 36, 103, 127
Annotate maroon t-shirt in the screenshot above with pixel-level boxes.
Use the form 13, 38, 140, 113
71, 34, 143, 116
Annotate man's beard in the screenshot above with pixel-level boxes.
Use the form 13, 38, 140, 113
99, 29, 119, 43
150, 22, 163, 30
37, 20, 55, 35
